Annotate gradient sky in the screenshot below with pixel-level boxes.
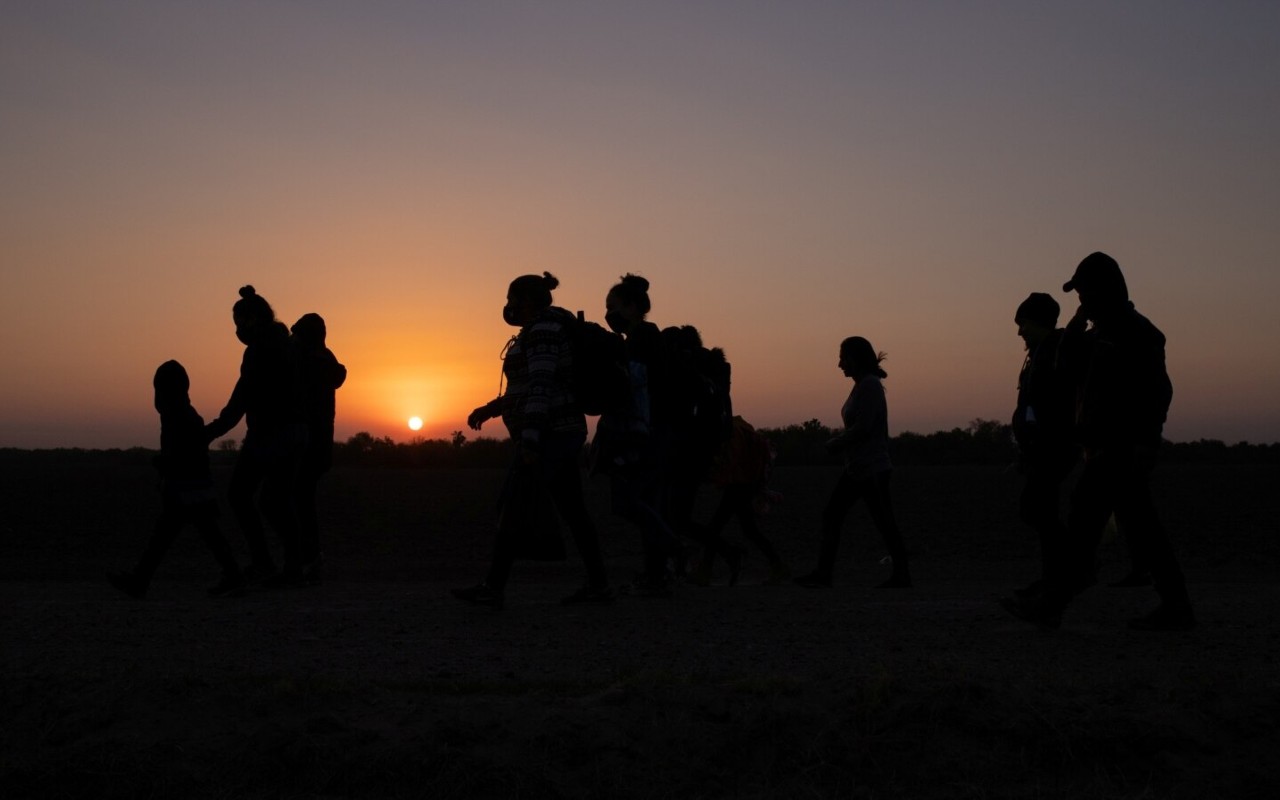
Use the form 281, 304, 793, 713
4, 1, 1279, 449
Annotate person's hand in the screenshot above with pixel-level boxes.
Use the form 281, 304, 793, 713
1066, 305, 1090, 334
467, 407, 490, 431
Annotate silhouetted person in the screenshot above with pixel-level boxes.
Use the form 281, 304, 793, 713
594, 273, 682, 597
454, 272, 610, 609
290, 312, 347, 584
1010, 292, 1080, 599
661, 324, 742, 583
205, 286, 305, 586
693, 415, 789, 586
796, 337, 911, 588
108, 361, 245, 599
1003, 252, 1194, 631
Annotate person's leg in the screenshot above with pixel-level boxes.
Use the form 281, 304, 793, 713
228, 448, 275, 575
687, 486, 743, 585
259, 446, 302, 577
727, 484, 782, 584
127, 496, 186, 592
797, 471, 862, 586
191, 502, 240, 574
613, 459, 681, 586
1033, 455, 1116, 620
545, 433, 607, 591
1020, 467, 1061, 583
1114, 450, 1193, 628
294, 452, 322, 568
865, 470, 910, 587
191, 506, 245, 596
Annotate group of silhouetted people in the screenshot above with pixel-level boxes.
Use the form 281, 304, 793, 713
1001, 252, 1194, 631
110, 286, 346, 598
453, 273, 790, 608
111, 253, 1195, 632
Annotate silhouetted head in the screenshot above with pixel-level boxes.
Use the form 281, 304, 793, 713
1015, 292, 1059, 350
605, 274, 651, 334
153, 359, 190, 413
232, 285, 278, 345
1063, 252, 1129, 316
661, 324, 703, 353
291, 313, 327, 348
503, 272, 559, 327
839, 336, 888, 380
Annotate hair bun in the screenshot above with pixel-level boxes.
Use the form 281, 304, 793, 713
239, 285, 257, 299
541, 272, 560, 291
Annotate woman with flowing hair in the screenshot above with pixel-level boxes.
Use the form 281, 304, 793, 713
795, 336, 911, 588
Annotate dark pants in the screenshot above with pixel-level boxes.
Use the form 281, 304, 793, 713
706, 483, 782, 566
486, 431, 607, 591
1019, 449, 1077, 581
667, 455, 743, 566
814, 469, 908, 579
229, 434, 301, 574
609, 431, 681, 581
1045, 447, 1190, 612
134, 493, 240, 587
295, 433, 334, 566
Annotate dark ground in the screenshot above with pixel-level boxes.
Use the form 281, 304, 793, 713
2, 454, 1278, 798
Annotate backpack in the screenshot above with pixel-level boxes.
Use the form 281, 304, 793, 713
570, 311, 631, 416
711, 415, 774, 487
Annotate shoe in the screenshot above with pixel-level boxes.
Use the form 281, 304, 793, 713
452, 583, 504, 609
793, 572, 831, 588
1109, 571, 1153, 588
108, 571, 147, 599
561, 584, 614, 605
1127, 604, 1195, 632
999, 595, 1061, 630
207, 574, 247, 598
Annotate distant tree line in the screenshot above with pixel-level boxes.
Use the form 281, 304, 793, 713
3, 421, 1276, 468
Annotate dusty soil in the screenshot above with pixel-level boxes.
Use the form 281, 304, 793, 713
2, 456, 1278, 798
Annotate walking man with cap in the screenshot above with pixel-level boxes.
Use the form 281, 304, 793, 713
1003, 252, 1195, 631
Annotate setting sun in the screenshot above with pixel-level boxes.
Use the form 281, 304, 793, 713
407, 416, 423, 432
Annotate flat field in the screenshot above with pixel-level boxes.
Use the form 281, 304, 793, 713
2, 452, 1278, 799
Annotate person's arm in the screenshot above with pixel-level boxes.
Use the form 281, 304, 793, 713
324, 350, 348, 390
205, 377, 247, 442
467, 396, 504, 431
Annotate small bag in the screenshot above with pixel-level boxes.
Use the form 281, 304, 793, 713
496, 463, 566, 561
